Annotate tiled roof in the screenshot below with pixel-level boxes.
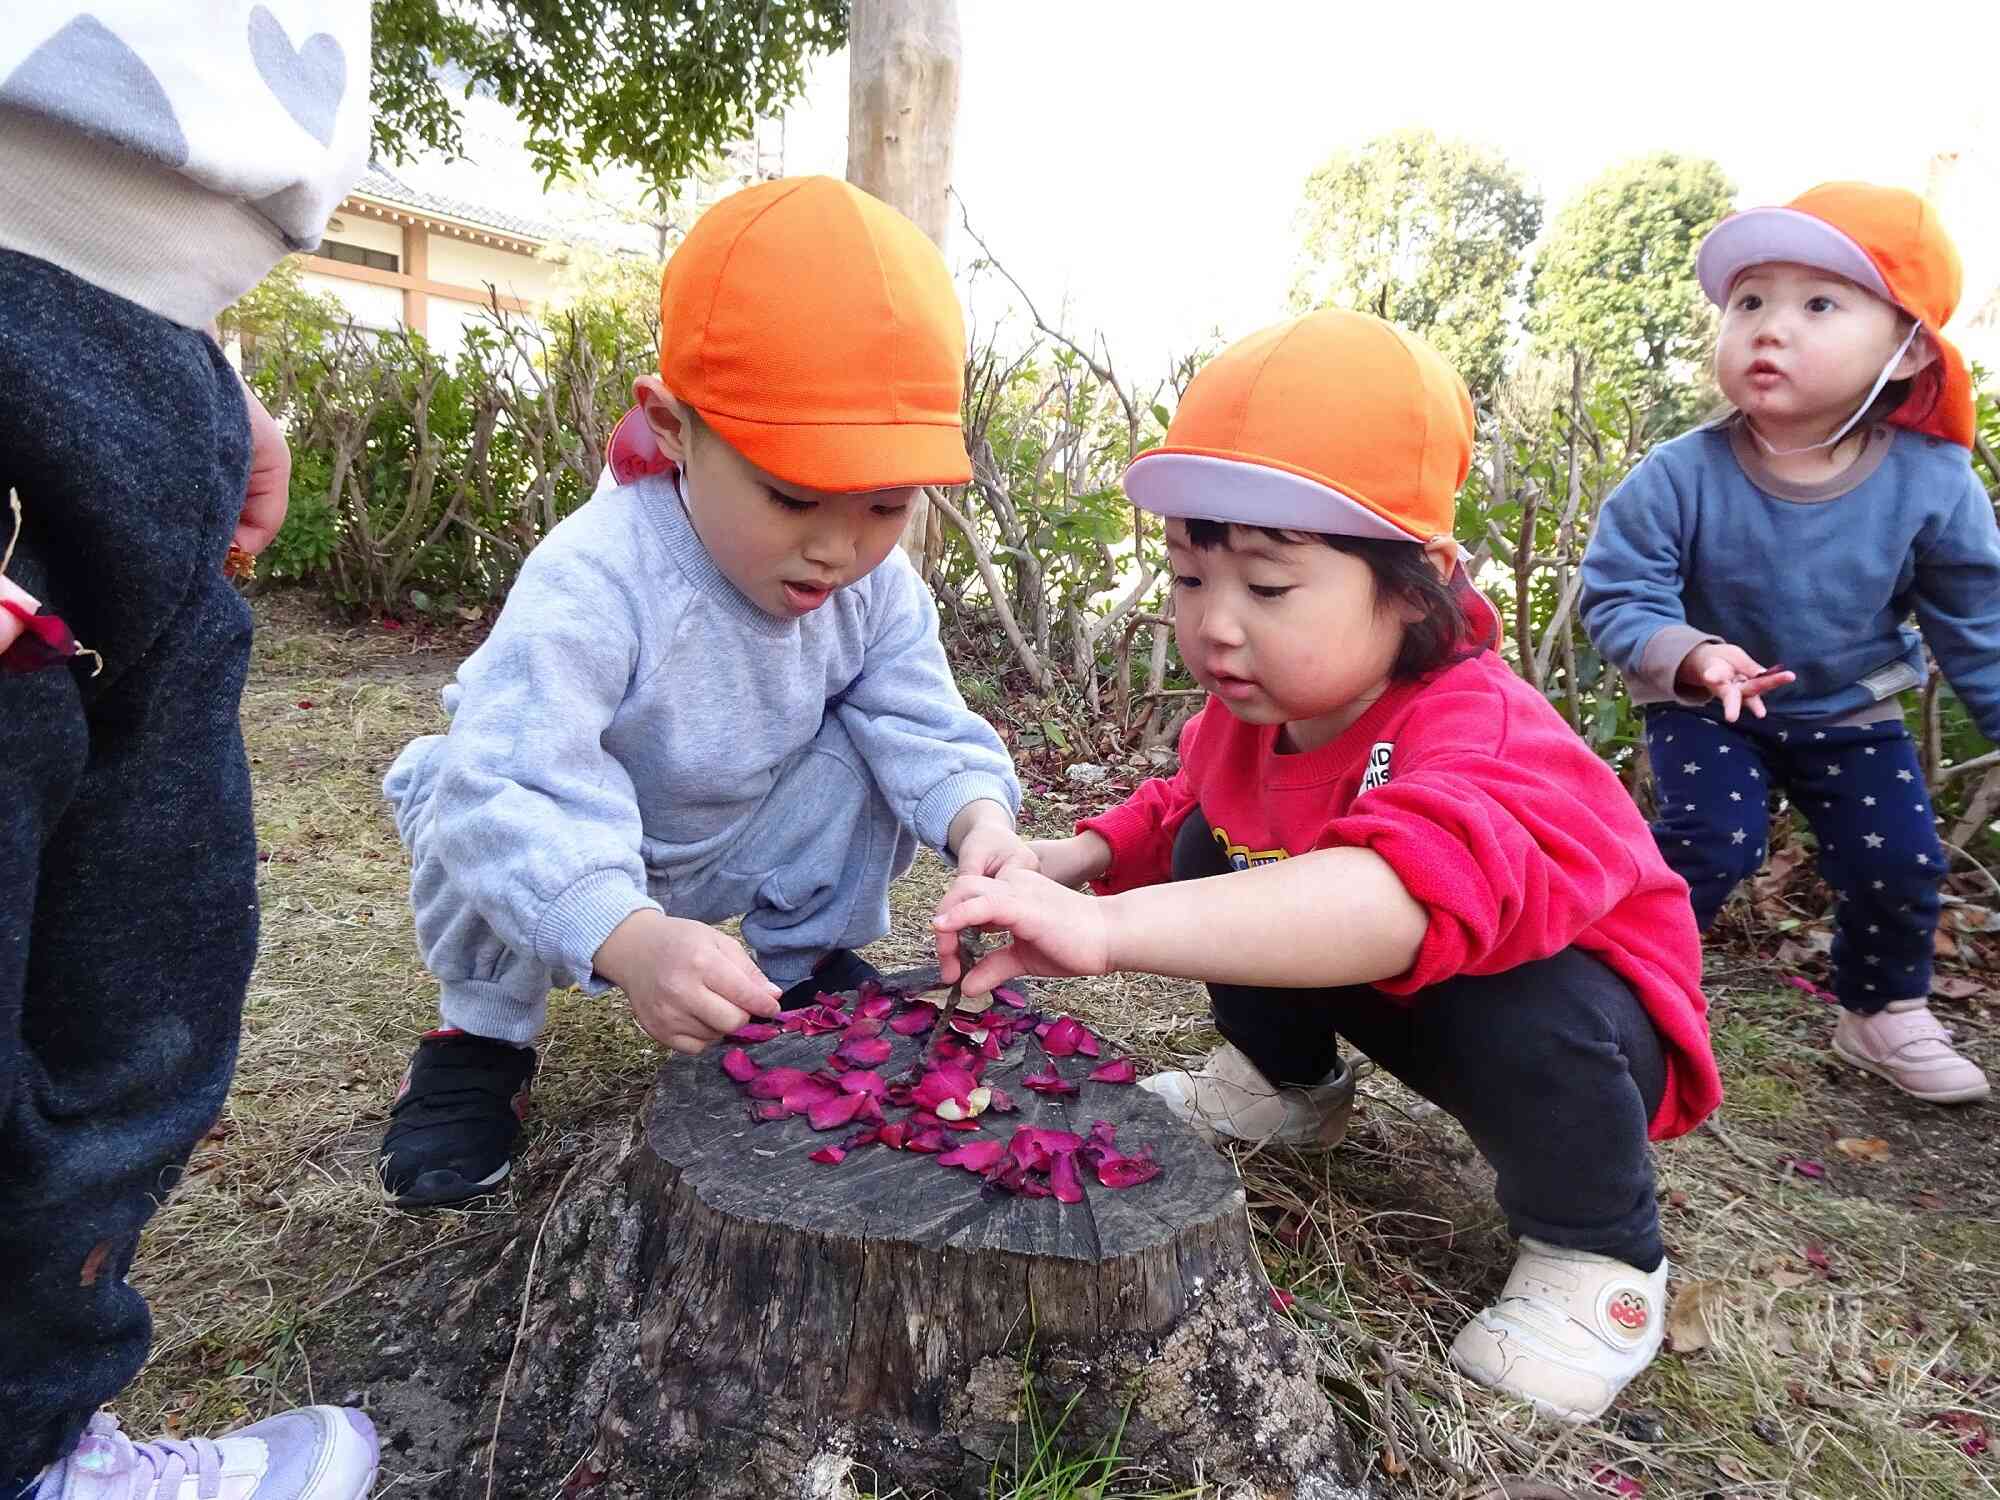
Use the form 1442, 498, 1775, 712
351, 163, 558, 243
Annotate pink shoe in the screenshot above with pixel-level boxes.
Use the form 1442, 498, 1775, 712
1833, 1000, 1990, 1104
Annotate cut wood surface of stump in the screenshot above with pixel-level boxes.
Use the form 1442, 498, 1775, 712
473, 968, 1364, 1498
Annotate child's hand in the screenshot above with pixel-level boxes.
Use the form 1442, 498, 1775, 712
946, 799, 1038, 880
1678, 641, 1796, 723
1028, 832, 1112, 889
594, 909, 781, 1054
234, 375, 291, 558
932, 868, 1109, 997
0, 574, 37, 655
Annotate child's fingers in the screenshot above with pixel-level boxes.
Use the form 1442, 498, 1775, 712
960, 944, 1029, 999
1717, 679, 1743, 722
661, 1032, 710, 1056
712, 941, 782, 1016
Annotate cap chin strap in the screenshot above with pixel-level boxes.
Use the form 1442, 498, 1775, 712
1749, 321, 1922, 457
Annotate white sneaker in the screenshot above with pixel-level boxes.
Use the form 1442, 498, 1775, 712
1449, 1239, 1667, 1423
1138, 1042, 1354, 1149
32, 1408, 378, 1499
1832, 999, 1990, 1104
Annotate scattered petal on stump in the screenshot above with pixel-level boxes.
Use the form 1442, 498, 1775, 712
1096, 1151, 1161, 1188
1037, 1016, 1090, 1057
1048, 1151, 1084, 1204
834, 1035, 893, 1067
749, 1101, 793, 1122
992, 986, 1027, 1008
983, 1086, 1018, 1114
808, 1145, 846, 1165
838, 1070, 887, 1098
807, 1092, 866, 1131
727, 1022, 782, 1044
854, 992, 897, 1021
1021, 1070, 1079, 1096
780, 1078, 842, 1112
720, 1048, 760, 1084
746, 1067, 818, 1100
1087, 1058, 1137, 1084
888, 1006, 936, 1036
937, 1137, 1006, 1173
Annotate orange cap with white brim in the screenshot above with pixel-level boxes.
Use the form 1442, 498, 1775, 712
1123, 310, 1474, 544
1696, 182, 1973, 449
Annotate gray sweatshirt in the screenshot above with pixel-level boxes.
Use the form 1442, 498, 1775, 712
408, 473, 1020, 986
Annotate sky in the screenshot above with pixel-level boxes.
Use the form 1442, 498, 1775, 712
768, 0, 2000, 381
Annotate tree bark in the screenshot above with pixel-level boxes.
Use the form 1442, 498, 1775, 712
846, 0, 963, 559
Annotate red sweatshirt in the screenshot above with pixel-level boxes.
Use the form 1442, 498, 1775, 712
1079, 645, 1720, 1141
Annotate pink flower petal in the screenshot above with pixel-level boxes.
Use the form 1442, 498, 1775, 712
807, 1092, 866, 1131
983, 1086, 1018, 1113
748, 1100, 793, 1122
1087, 1058, 1137, 1084
938, 1137, 1008, 1173
876, 1121, 910, 1150
905, 1126, 948, 1154
1095, 1150, 1161, 1188
720, 1048, 760, 1084
840, 1017, 885, 1041
835, 1035, 893, 1067
1783, 1157, 1827, 1180
854, 992, 897, 1020
992, 986, 1027, 1008
911, 1065, 979, 1114
808, 1145, 846, 1165
1081, 1119, 1119, 1161
1049, 1151, 1084, 1204
1007, 1127, 1084, 1171
1268, 1288, 1295, 1313
745, 1067, 818, 1100
838, 1070, 887, 1098
1589, 1466, 1645, 1498
780, 1078, 842, 1112
888, 1006, 937, 1036
1784, 974, 1838, 1004
1038, 1016, 1090, 1057
726, 1022, 782, 1043
1021, 1067, 1078, 1095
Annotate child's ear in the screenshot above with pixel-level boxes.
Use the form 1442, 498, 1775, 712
633, 375, 694, 464
1419, 534, 1460, 582
1893, 325, 1941, 381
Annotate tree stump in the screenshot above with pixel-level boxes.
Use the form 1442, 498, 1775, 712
478, 969, 1364, 1498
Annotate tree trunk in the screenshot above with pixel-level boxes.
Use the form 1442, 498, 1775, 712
846, 0, 962, 559
442, 967, 1364, 1498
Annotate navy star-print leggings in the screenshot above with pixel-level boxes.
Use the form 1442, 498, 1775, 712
1645, 706, 1944, 1015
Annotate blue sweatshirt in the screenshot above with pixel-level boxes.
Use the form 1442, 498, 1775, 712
1580, 421, 2000, 740
388, 472, 1020, 987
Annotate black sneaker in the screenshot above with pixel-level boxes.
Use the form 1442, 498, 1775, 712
776, 948, 884, 1010
379, 1029, 537, 1209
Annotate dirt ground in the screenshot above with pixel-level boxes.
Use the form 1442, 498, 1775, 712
117, 594, 2000, 1498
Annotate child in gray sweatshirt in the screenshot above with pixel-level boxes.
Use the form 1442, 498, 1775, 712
378, 177, 1028, 1208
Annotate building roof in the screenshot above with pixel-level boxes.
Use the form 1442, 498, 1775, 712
352, 162, 558, 244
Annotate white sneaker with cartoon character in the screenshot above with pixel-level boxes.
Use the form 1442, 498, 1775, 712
1448, 1238, 1667, 1423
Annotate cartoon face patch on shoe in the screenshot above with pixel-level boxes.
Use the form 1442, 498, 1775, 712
1603, 1286, 1653, 1340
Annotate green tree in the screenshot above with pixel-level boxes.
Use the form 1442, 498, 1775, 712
1528, 153, 1735, 429
370, 0, 847, 199
1289, 129, 1543, 398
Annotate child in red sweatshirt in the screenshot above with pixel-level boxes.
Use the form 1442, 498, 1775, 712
934, 309, 1721, 1425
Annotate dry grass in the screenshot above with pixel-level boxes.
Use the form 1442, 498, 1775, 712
118, 594, 1999, 1499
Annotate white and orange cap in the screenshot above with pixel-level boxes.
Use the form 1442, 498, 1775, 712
1123, 309, 1474, 544
1696, 182, 1973, 449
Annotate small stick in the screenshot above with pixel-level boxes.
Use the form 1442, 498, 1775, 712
1702, 1114, 1767, 1173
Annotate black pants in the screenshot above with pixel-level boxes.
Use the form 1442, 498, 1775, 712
1173, 811, 1667, 1271
0, 251, 258, 1486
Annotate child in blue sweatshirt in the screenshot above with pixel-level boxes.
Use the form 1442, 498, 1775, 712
377, 178, 1026, 1208
1582, 182, 1998, 1106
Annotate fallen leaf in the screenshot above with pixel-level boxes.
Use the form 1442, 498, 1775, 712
1667, 1278, 1722, 1353
1834, 1136, 1891, 1162
1913, 1189, 1946, 1211
1770, 1268, 1811, 1290
1931, 975, 1985, 1001
1714, 1453, 1754, 1484
1934, 927, 1960, 960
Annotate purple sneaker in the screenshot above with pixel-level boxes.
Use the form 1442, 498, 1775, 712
32, 1408, 377, 1499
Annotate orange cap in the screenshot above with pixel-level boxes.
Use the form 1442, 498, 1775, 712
1124, 310, 1473, 542
658, 176, 972, 491
1697, 182, 1973, 448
